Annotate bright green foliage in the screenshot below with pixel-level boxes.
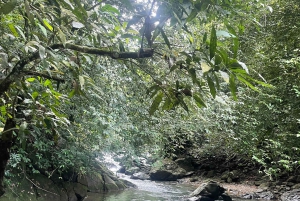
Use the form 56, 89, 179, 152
0, 0, 295, 189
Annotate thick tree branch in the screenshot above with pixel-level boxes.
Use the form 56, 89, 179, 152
22, 71, 65, 82
0, 43, 153, 97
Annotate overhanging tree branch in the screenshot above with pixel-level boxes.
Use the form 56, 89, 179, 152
0, 43, 154, 97
22, 71, 65, 82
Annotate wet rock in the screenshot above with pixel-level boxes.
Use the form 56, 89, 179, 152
130, 172, 150, 180
242, 191, 275, 200
117, 166, 126, 173
149, 159, 188, 181
281, 189, 300, 201
189, 181, 231, 201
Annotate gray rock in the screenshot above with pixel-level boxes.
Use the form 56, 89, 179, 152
149, 159, 187, 181
131, 172, 150, 180
189, 181, 227, 200
281, 189, 300, 201
125, 167, 140, 175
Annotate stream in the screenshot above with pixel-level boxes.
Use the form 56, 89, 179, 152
88, 156, 272, 201
85, 173, 270, 201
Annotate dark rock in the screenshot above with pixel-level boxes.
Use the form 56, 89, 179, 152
103, 174, 119, 191
189, 181, 228, 200
117, 166, 126, 173
130, 172, 150, 180
149, 159, 187, 181
175, 157, 194, 171
150, 170, 174, 181
281, 189, 300, 201
221, 194, 232, 201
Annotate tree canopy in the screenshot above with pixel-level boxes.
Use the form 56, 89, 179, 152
0, 0, 299, 196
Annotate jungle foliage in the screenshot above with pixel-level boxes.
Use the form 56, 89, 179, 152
0, 0, 299, 195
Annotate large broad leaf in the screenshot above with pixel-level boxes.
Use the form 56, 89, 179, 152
149, 92, 163, 115
207, 76, 216, 98
0, 0, 17, 14
210, 26, 217, 60
101, 5, 120, 15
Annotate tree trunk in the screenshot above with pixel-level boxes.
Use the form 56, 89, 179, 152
0, 118, 16, 196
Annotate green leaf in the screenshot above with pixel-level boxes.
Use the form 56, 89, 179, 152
214, 53, 222, 66
188, 68, 197, 83
162, 97, 173, 110
216, 30, 236, 38
237, 75, 258, 91
213, 72, 220, 90
229, 74, 237, 100
210, 26, 217, 60
39, 45, 46, 59
207, 76, 216, 98
15, 26, 26, 40
170, 64, 180, 73
201, 62, 211, 73
26, 77, 36, 82
233, 38, 239, 59
44, 79, 52, 88
179, 98, 189, 112
149, 92, 163, 115
101, 5, 120, 15
159, 28, 171, 49
43, 19, 53, 31
186, 9, 198, 22
203, 32, 207, 44
38, 23, 47, 37
193, 94, 206, 108
24, 0, 35, 25
32, 91, 39, 99
0, 106, 7, 116
8, 24, 18, 37
56, 27, 66, 46
0, 0, 17, 14
69, 89, 75, 98
44, 118, 52, 129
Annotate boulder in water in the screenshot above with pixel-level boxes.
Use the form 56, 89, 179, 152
131, 172, 150, 180
189, 181, 232, 201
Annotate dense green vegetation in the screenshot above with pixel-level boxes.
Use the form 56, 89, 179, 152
0, 0, 299, 196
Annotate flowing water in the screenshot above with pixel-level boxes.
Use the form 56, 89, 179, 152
93, 155, 271, 201
85, 173, 269, 201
